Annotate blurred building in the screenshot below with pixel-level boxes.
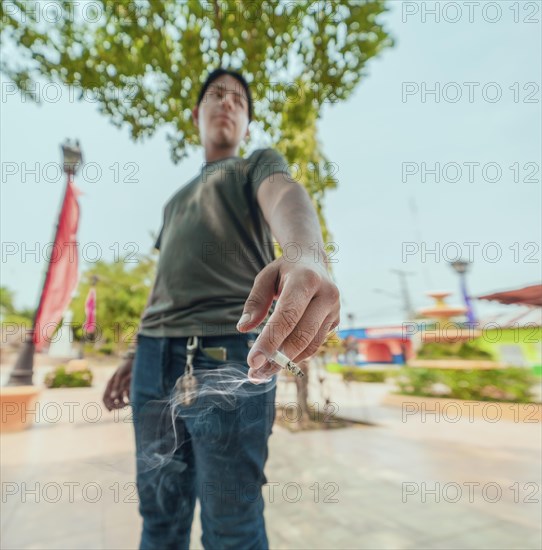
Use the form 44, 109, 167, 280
337, 326, 413, 366
475, 284, 542, 371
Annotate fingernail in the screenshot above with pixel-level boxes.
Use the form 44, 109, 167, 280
237, 312, 251, 328
250, 352, 266, 370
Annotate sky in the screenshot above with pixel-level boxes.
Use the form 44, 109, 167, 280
1, 1, 541, 327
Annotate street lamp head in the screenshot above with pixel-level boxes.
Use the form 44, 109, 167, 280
450, 259, 470, 275
61, 139, 83, 175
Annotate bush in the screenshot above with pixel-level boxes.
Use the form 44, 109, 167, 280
44, 365, 93, 388
326, 364, 394, 383
342, 368, 393, 383
325, 363, 344, 374
98, 342, 115, 356
1, 315, 33, 327
417, 341, 494, 360
391, 367, 537, 403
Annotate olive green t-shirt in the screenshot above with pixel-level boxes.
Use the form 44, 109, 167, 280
138, 148, 291, 338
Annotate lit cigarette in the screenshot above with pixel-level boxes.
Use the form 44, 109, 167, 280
269, 350, 304, 377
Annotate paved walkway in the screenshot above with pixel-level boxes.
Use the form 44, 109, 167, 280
1, 364, 541, 549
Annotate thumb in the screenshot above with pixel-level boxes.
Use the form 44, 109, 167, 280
237, 264, 279, 332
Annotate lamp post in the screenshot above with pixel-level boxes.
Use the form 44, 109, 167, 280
450, 259, 476, 327
6, 140, 83, 386
62, 139, 83, 176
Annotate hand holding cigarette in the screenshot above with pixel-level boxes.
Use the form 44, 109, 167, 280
237, 246, 340, 383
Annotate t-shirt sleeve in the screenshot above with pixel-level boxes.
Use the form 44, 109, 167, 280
154, 225, 163, 251
153, 209, 166, 251
247, 148, 291, 201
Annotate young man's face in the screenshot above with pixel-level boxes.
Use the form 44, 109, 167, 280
193, 74, 250, 151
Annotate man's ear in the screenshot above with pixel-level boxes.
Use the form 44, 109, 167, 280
192, 106, 199, 128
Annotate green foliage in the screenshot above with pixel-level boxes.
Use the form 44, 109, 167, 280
326, 362, 345, 373
326, 363, 394, 383
0, 286, 33, 327
0, 286, 16, 315
341, 367, 392, 383
1, 1, 393, 162
392, 367, 537, 403
276, 79, 338, 246
417, 341, 494, 360
44, 365, 93, 388
97, 342, 115, 355
1, 313, 33, 328
70, 254, 157, 353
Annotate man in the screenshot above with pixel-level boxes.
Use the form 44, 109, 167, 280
103, 68, 340, 550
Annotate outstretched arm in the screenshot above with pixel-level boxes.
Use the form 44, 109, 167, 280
237, 172, 341, 382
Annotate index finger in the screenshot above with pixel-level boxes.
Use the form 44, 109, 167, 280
247, 277, 311, 369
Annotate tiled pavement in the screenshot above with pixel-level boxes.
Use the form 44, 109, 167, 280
1, 364, 541, 549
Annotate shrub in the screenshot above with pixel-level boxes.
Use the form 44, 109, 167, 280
341, 368, 393, 383
417, 341, 494, 360
98, 342, 115, 356
326, 364, 395, 383
325, 363, 344, 374
391, 367, 537, 403
44, 365, 93, 388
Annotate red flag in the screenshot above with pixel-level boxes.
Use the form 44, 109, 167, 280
83, 287, 96, 334
34, 175, 81, 351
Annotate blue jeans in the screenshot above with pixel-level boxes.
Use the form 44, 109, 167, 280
130, 332, 277, 550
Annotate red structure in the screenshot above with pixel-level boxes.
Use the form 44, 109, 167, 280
477, 284, 542, 307
340, 327, 414, 365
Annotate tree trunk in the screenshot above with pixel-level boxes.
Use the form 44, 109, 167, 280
295, 359, 311, 423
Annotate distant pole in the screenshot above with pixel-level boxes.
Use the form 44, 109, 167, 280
450, 260, 476, 326
408, 197, 433, 288
390, 269, 415, 320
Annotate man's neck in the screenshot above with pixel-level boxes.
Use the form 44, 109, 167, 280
204, 147, 239, 164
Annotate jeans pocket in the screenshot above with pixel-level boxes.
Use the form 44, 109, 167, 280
197, 334, 254, 366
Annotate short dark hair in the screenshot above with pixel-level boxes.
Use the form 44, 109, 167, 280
197, 68, 253, 122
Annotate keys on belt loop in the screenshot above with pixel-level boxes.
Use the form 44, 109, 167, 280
186, 336, 198, 371
175, 336, 199, 406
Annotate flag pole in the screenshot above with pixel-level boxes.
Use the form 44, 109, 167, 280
6, 141, 83, 386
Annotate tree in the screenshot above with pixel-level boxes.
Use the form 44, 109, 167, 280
69, 253, 157, 354
0, 286, 33, 327
1, 0, 393, 162
0, 286, 16, 317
